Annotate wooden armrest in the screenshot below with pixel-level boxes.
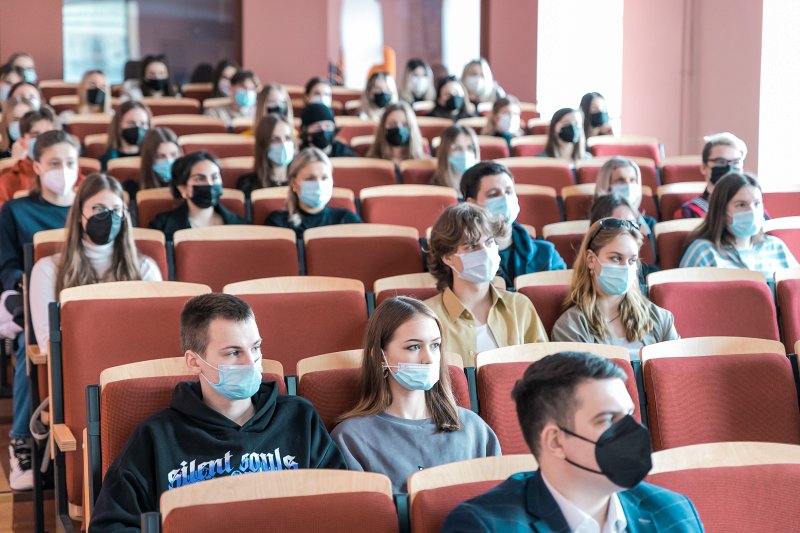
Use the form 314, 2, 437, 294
27, 343, 47, 365
53, 424, 77, 452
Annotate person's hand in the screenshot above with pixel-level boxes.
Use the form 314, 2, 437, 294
9, 139, 27, 162
0, 290, 23, 339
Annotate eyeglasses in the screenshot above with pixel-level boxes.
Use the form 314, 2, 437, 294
587, 217, 639, 250
707, 157, 743, 168
89, 205, 126, 218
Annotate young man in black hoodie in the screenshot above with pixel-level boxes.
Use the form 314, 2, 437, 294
90, 293, 346, 531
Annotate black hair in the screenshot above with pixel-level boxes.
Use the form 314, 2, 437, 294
169, 151, 221, 199
460, 161, 514, 200
231, 69, 256, 87
435, 75, 458, 96
211, 58, 239, 97
180, 293, 254, 354
406, 58, 428, 71
20, 106, 58, 136
589, 193, 636, 225
304, 76, 329, 96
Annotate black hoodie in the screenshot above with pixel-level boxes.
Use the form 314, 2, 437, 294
90, 381, 346, 532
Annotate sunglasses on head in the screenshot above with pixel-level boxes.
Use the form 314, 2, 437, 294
587, 217, 640, 250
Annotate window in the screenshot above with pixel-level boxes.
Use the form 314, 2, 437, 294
340, 0, 384, 88
441, 0, 480, 77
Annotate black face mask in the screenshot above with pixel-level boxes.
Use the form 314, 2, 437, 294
590, 111, 608, 128
190, 183, 223, 209
372, 92, 391, 108
309, 130, 335, 149
266, 104, 287, 116
145, 78, 168, 92
385, 126, 410, 147
121, 126, 146, 147
558, 124, 580, 144
84, 211, 123, 245
559, 415, 652, 489
445, 95, 464, 111
87, 88, 106, 106
710, 165, 735, 185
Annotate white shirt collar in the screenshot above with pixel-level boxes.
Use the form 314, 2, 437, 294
541, 473, 627, 533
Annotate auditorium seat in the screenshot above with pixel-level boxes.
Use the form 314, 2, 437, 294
416, 116, 454, 142
39, 79, 79, 101
514, 184, 562, 235
514, 270, 573, 336
641, 337, 800, 450
218, 156, 254, 189
152, 114, 228, 136
648, 267, 780, 340
456, 116, 487, 131
83, 133, 108, 159
374, 273, 505, 308
509, 135, 547, 157
178, 133, 255, 159
349, 135, 375, 157
764, 216, 800, 260
79, 157, 102, 178
526, 118, 549, 135
775, 268, 800, 353
762, 186, 800, 218
561, 184, 596, 221
518, 102, 539, 122
106, 157, 141, 187
575, 156, 659, 191
139, 96, 201, 116
48, 95, 79, 115
135, 187, 246, 228
330, 158, 397, 195
653, 218, 702, 269
475, 135, 510, 160
476, 343, 637, 454
180, 82, 214, 103
660, 155, 704, 184
412, 101, 435, 116
331, 86, 363, 107
399, 158, 437, 185
230, 116, 253, 134
656, 182, 705, 222
64, 114, 113, 144
587, 135, 662, 166
494, 157, 575, 190
334, 116, 378, 143
360, 184, 458, 237
251, 186, 356, 225
542, 220, 589, 268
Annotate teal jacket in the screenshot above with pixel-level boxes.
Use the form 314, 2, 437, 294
498, 222, 567, 289
443, 470, 704, 533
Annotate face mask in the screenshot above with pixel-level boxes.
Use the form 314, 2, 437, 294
298, 179, 333, 209
372, 92, 391, 108
197, 355, 263, 401
27, 138, 36, 160
23, 69, 37, 84
448, 150, 477, 176
309, 130, 335, 149
234, 89, 256, 108
385, 126, 410, 147
28, 98, 41, 112
410, 76, 429, 97
84, 210, 123, 245
309, 94, 332, 107
445, 95, 464, 111
710, 165, 735, 185
190, 183, 223, 209
152, 158, 174, 182
596, 262, 634, 296
42, 167, 79, 197
484, 194, 520, 223
465, 75, 485, 94
558, 124, 580, 144
454, 246, 501, 285
383, 354, 440, 391
0, 85, 11, 102
87, 88, 106, 106
218, 78, 232, 96
7, 121, 21, 142
268, 141, 294, 167
121, 126, 147, 147
497, 113, 520, 134
590, 111, 609, 128
560, 415, 653, 489
266, 104, 287, 116
145, 78, 168, 92
610, 183, 642, 210
728, 208, 765, 238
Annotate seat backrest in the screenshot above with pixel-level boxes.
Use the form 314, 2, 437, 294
64, 114, 113, 143
642, 337, 799, 450
224, 277, 367, 373
576, 156, 659, 190
514, 270, 573, 336
250, 186, 355, 225
510, 135, 547, 157
776, 269, 800, 353
656, 182, 705, 222
333, 117, 378, 143
475, 343, 637, 454
135, 188, 245, 229
415, 116, 454, 142
330, 158, 397, 196
762, 188, 800, 219
648, 268, 779, 340
653, 219, 702, 269
660, 155, 704, 184
494, 157, 575, 190
160, 470, 399, 533
542, 220, 590, 268
515, 184, 562, 235
587, 136, 661, 166
764, 216, 800, 260
180, 82, 213, 102
151, 114, 228, 136
399, 159, 437, 185
360, 185, 458, 237
140, 96, 201, 116
475, 135, 510, 159
106, 157, 143, 187
178, 133, 255, 158
374, 272, 439, 307
173, 227, 298, 290
83, 133, 108, 159
218, 156, 254, 189
304, 224, 424, 291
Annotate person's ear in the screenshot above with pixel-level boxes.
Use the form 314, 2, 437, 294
586, 249, 598, 273
185, 350, 202, 376
32, 160, 43, 177
541, 422, 568, 460
176, 184, 188, 199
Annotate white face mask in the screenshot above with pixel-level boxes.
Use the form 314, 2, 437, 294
453, 246, 501, 285
410, 76, 429, 97
497, 113, 520, 134
610, 183, 642, 210
465, 75, 485, 94
309, 94, 332, 107
42, 167, 79, 197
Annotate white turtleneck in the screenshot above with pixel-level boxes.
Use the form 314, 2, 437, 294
29, 239, 162, 356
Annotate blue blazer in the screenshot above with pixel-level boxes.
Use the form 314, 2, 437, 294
442, 470, 704, 533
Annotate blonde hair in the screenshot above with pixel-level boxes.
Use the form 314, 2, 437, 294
567, 219, 654, 341
594, 157, 641, 198
77, 70, 111, 115
359, 72, 399, 121
431, 125, 480, 190
366, 101, 427, 161
286, 147, 332, 227
460, 58, 504, 103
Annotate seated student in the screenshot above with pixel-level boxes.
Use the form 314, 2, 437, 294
30, 174, 162, 354
89, 292, 347, 531
461, 58, 505, 108
552, 218, 678, 357
237, 114, 295, 197
461, 162, 566, 288
332, 296, 500, 492
399, 58, 436, 104
0, 107, 65, 207
0, 63, 25, 105
6, 52, 37, 84
7, 81, 43, 111
593, 156, 656, 237
429, 76, 475, 121
299, 103, 357, 157
541, 108, 589, 162
120, 54, 180, 101
121, 127, 182, 197
366, 101, 427, 166
204, 69, 258, 127
211, 58, 239, 97
98, 100, 152, 171
431, 124, 480, 194
481, 96, 523, 151
425, 203, 547, 366
265, 147, 361, 236
60, 70, 111, 121
359, 71, 399, 122
680, 172, 798, 280
443, 352, 704, 532
579, 91, 615, 140
0, 129, 79, 491
590, 194, 659, 295
304, 76, 333, 108
150, 151, 246, 241
0, 95, 36, 159
679, 132, 747, 219
252, 83, 294, 132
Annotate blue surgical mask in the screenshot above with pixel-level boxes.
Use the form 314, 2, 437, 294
7, 121, 20, 142
610, 183, 642, 210
196, 355, 263, 400
0, 85, 10, 102
234, 89, 256, 108
27, 138, 36, 160
728, 209, 764, 238
268, 141, 294, 167
383, 353, 439, 391
449, 151, 477, 175
484, 194, 520, 223
299, 179, 333, 209
152, 158, 174, 182
597, 263, 634, 296
23, 69, 37, 84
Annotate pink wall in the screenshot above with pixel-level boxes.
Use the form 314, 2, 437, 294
0, 0, 63, 80
482, 0, 537, 103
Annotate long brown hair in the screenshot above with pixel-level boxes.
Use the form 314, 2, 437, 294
567, 219, 654, 341
254, 113, 294, 189
55, 174, 143, 296
139, 127, 180, 189
253, 83, 294, 131
431, 124, 479, 189
107, 100, 152, 151
339, 296, 461, 432
366, 101, 427, 160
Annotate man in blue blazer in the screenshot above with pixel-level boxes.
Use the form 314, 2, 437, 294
443, 352, 704, 532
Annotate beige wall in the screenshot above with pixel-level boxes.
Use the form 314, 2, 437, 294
482, 0, 538, 103
0, 0, 64, 80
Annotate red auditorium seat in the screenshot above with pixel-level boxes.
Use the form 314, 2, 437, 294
494, 157, 575, 190
514, 270, 573, 337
